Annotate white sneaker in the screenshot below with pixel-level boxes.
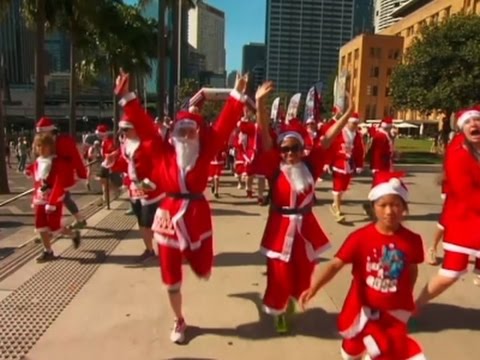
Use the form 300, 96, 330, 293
170, 318, 187, 343
237, 183, 242, 190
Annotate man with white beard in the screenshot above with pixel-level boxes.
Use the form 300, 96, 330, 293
115, 70, 249, 343
254, 81, 353, 333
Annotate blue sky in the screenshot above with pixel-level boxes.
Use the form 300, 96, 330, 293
125, 0, 266, 73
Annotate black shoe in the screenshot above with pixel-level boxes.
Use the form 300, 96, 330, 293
214, 192, 220, 199
36, 251, 57, 263
137, 249, 155, 263
72, 230, 81, 249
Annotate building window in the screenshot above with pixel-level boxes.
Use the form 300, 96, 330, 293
370, 66, 379, 77
354, 49, 359, 60
353, 68, 358, 79
347, 52, 352, 63
444, 7, 451, 19
370, 47, 375, 57
375, 48, 382, 58
367, 85, 372, 96
385, 87, 391, 97
341, 56, 345, 67
372, 86, 378, 97
384, 106, 390, 117
393, 50, 400, 60
387, 68, 392, 76
371, 104, 377, 119
365, 104, 371, 119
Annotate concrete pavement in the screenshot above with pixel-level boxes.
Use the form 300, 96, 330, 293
1, 166, 480, 360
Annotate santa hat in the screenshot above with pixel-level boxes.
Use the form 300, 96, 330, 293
456, 107, 480, 129
349, 112, 360, 123
380, 117, 393, 128
306, 117, 316, 125
368, 172, 408, 202
277, 121, 308, 147
36, 117, 56, 133
95, 124, 111, 135
118, 114, 134, 129
173, 110, 204, 130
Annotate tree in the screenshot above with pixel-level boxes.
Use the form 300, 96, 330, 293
390, 13, 480, 138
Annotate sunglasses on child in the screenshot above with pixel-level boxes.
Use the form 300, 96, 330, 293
280, 144, 302, 154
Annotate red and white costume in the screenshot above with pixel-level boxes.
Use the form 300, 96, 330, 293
329, 113, 365, 194
259, 123, 331, 314
209, 148, 227, 179
27, 156, 68, 234
36, 117, 87, 190
304, 117, 320, 155
119, 90, 246, 289
337, 174, 425, 360
234, 118, 256, 177
369, 118, 394, 177
440, 108, 480, 279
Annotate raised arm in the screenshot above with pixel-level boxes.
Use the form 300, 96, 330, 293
255, 81, 275, 151
320, 94, 354, 149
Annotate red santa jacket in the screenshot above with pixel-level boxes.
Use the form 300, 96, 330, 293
27, 156, 68, 207
120, 90, 246, 251
258, 148, 331, 262
235, 121, 256, 164
442, 139, 480, 251
319, 118, 336, 137
330, 128, 365, 174
369, 129, 393, 172
56, 134, 87, 188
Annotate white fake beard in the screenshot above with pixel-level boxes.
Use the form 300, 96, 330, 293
124, 138, 140, 158
281, 162, 313, 194
172, 137, 200, 171
36, 156, 53, 180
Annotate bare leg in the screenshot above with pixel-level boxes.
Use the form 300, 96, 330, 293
40, 232, 53, 252
246, 176, 254, 197
168, 289, 184, 320
416, 275, 457, 308
213, 176, 220, 196
333, 192, 343, 214
140, 226, 153, 252
257, 177, 266, 200
427, 228, 443, 265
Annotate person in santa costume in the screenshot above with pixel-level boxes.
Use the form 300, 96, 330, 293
27, 133, 81, 262
325, 112, 365, 222
115, 70, 249, 343
363, 117, 395, 218
426, 132, 464, 265
300, 172, 425, 360
304, 116, 319, 155
96, 124, 123, 205
102, 113, 165, 262
255, 82, 353, 333
416, 107, 480, 306
208, 146, 227, 198
35, 117, 87, 229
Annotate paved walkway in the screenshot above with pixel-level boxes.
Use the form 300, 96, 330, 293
1, 167, 479, 360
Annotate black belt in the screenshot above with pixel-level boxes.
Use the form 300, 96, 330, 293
166, 192, 204, 200
272, 204, 312, 215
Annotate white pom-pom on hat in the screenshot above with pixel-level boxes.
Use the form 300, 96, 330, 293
368, 172, 408, 202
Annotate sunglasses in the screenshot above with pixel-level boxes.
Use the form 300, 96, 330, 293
280, 144, 302, 154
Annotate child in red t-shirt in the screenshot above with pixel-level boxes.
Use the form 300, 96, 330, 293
299, 172, 426, 360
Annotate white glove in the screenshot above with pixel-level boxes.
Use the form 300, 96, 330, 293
355, 168, 363, 175
45, 204, 57, 214
322, 164, 332, 174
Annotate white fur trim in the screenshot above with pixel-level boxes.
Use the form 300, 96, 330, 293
118, 92, 137, 107
458, 110, 480, 129
175, 119, 197, 129
348, 117, 360, 123
368, 178, 408, 202
438, 268, 466, 279
340, 348, 363, 360
263, 304, 285, 315
363, 335, 382, 358
165, 282, 182, 291
306, 118, 316, 125
443, 242, 480, 257
45, 204, 56, 213
230, 89, 247, 103
406, 354, 427, 360
278, 131, 304, 146
36, 125, 56, 133
118, 120, 134, 129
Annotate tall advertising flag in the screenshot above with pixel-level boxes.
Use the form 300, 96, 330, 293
333, 70, 349, 114
285, 93, 302, 123
270, 97, 280, 122
314, 82, 324, 120
303, 86, 315, 123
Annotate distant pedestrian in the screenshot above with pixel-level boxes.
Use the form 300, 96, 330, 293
5, 144, 11, 168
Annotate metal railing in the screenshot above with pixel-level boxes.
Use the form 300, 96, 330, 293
0, 159, 104, 208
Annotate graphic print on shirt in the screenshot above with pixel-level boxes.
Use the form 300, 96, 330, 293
365, 244, 405, 293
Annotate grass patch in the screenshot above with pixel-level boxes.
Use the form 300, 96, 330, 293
395, 138, 442, 164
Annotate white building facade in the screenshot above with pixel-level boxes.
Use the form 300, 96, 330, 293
374, 0, 410, 32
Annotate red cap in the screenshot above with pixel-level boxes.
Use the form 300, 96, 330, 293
368, 171, 408, 202
278, 121, 309, 146
36, 117, 56, 133
456, 107, 480, 129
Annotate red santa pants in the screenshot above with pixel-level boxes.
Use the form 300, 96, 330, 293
35, 203, 63, 234
263, 236, 314, 314
439, 248, 480, 279
208, 164, 223, 179
157, 237, 213, 290
332, 171, 352, 194
341, 312, 425, 360
234, 162, 246, 176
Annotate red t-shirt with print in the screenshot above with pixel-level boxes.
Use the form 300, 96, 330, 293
336, 223, 424, 312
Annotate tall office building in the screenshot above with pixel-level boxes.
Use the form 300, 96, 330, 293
265, 0, 355, 94
188, 0, 226, 76
0, 0, 35, 84
242, 43, 266, 93
374, 0, 410, 33
45, 32, 70, 73
353, 0, 375, 36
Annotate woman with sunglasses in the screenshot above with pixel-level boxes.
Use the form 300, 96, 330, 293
255, 82, 353, 333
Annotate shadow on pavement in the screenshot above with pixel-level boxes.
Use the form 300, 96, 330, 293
182, 292, 339, 345
214, 251, 265, 267
0, 221, 24, 228
211, 208, 260, 217
405, 213, 440, 222
413, 303, 480, 333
